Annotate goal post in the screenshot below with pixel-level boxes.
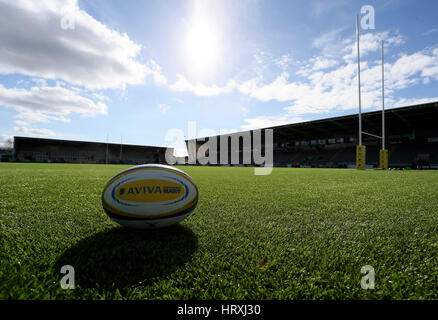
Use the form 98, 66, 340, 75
356, 145, 366, 170
355, 21, 386, 171
379, 149, 388, 169
379, 40, 388, 170
356, 15, 364, 170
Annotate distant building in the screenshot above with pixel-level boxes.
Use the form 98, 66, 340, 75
0, 151, 13, 162
13, 136, 171, 165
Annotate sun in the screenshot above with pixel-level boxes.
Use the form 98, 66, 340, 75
185, 19, 221, 74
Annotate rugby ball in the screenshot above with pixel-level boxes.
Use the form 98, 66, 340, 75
102, 164, 198, 229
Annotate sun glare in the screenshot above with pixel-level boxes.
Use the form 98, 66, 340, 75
185, 19, 221, 74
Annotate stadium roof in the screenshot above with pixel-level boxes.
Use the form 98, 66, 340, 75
13, 136, 168, 150
188, 101, 438, 142
272, 101, 438, 141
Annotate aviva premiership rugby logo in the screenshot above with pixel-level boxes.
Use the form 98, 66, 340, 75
113, 178, 187, 204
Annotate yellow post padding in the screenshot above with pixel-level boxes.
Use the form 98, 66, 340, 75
379, 149, 388, 169
356, 145, 366, 170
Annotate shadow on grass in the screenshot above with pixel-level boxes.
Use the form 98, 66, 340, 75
55, 224, 198, 290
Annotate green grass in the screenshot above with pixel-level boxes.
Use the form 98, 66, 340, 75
0, 163, 437, 299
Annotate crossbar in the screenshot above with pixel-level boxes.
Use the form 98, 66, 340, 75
362, 131, 382, 139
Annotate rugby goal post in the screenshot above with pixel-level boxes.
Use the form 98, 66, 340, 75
356, 16, 387, 169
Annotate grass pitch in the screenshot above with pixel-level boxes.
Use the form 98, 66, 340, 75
0, 163, 437, 299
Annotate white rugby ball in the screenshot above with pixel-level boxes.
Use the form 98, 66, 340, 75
102, 164, 198, 229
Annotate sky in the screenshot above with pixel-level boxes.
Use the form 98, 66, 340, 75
0, 0, 437, 154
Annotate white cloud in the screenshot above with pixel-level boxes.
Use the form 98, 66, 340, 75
13, 120, 29, 127
423, 28, 438, 36
239, 31, 437, 116
31, 78, 48, 87
244, 47, 438, 116
312, 27, 347, 56
312, 57, 340, 71
312, 0, 347, 17
166, 40, 438, 119
167, 30, 412, 113
0, 0, 166, 90
238, 73, 313, 104
13, 126, 56, 137
391, 97, 438, 109
241, 115, 306, 130
0, 134, 13, 148
92, 93, 110, 102
170, 74, 237, 96
249, 50, 280, 76
219, 128, 239, 135
386, 48, 438, 89
297, 57, 340, 76
342, 31, 405, 61
158, 103, 169, 114
148, 60, 168, 86
15, 112, 71, 125
0, 84, 108, 124
275, 54, 293, 70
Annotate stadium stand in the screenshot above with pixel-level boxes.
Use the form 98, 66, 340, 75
187, 102, 438, 169
13, 137, 171, 165
0, 151, 13, 162
10, 102, 438, 168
